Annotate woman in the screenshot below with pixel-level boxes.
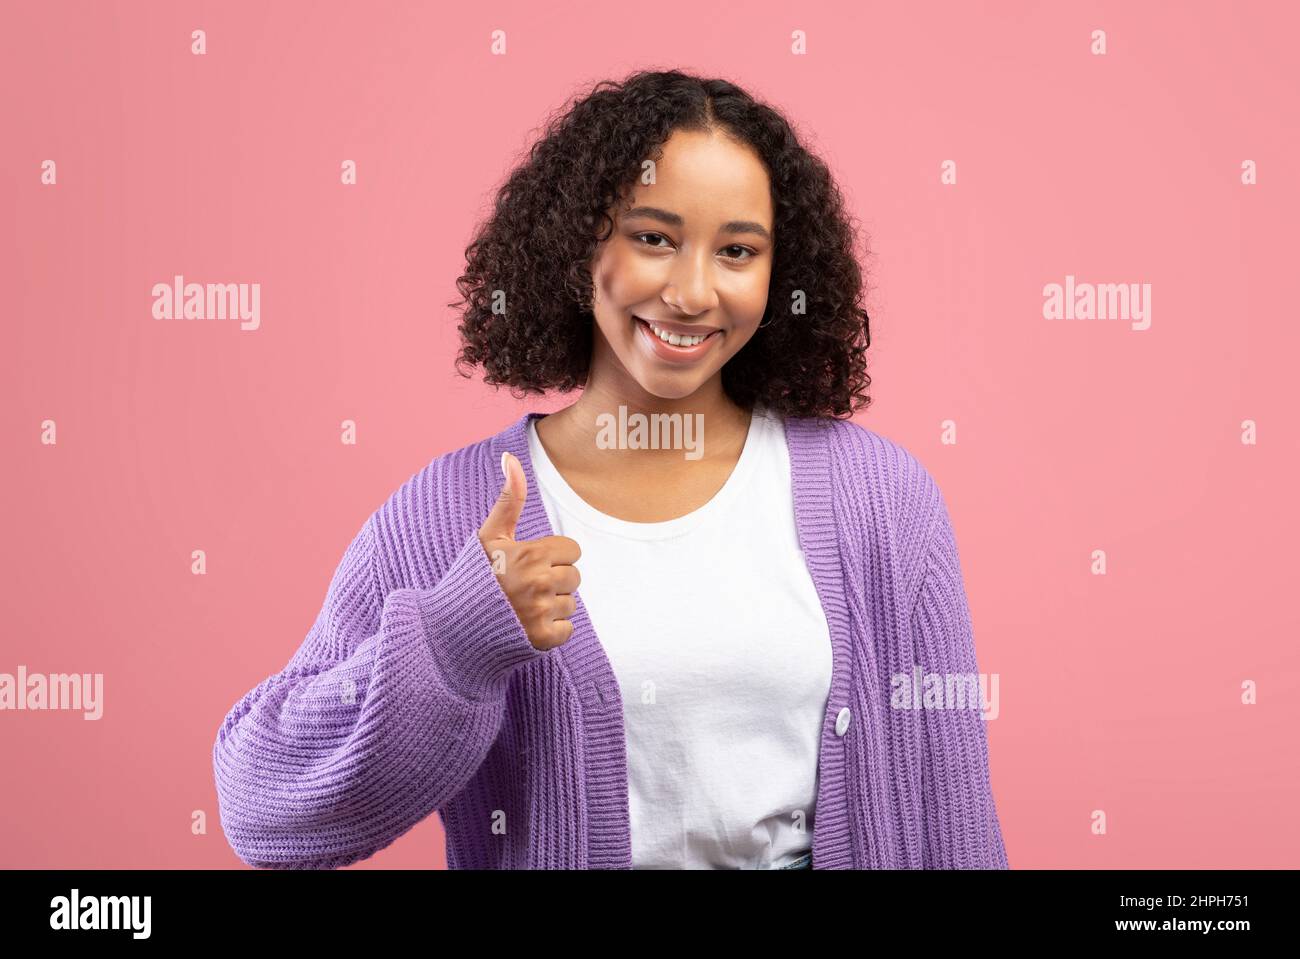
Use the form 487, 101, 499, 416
212, 69, 1008, 870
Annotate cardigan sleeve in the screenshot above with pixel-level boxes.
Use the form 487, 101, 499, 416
910, 488, 1009, 869
212, 513, 550, 869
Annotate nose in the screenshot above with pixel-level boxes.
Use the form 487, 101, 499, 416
662, 246, 720, 316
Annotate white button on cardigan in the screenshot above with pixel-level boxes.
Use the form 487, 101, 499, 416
835, 706, 851, 736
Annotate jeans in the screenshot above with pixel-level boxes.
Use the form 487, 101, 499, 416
778, 850, 813, 869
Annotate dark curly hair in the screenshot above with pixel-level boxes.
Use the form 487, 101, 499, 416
450, 68, 872, 419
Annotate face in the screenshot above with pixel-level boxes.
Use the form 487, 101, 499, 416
587, 128, 774, 402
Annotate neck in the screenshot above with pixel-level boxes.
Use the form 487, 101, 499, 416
539, 370, 752, 467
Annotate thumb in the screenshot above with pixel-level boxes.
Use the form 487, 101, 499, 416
480, 451, 527, 542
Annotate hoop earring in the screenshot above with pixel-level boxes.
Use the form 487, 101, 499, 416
757, 315, 773, 328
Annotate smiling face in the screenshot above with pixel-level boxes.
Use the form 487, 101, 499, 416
587, 127, 774, 403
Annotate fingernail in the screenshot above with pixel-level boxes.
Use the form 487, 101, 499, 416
501, 451, 509, 479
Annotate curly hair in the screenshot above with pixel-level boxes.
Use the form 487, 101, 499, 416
450, 69, 872, 419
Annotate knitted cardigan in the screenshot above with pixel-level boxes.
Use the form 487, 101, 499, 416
212, 411, 1009, 869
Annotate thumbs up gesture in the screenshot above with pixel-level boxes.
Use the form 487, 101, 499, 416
477, 452, 582, 651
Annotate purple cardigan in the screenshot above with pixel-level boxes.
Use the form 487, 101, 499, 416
212, 411, 1009, 869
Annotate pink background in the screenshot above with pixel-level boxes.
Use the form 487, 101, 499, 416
3, 0, 1297, 868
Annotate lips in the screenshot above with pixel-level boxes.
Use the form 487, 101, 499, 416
633, 316, 721, 342
631, 314, 722, 361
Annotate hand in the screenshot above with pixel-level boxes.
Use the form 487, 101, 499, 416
477, 452, 582, 651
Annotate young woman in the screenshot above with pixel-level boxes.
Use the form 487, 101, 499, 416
213, 69, 1008, 870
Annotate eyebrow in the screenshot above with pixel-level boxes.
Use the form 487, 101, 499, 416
621, 205, 772, 243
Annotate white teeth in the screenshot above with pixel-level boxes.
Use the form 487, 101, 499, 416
645, 319, 710, 347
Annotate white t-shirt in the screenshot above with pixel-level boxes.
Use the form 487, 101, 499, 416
526, 405, 833, 869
